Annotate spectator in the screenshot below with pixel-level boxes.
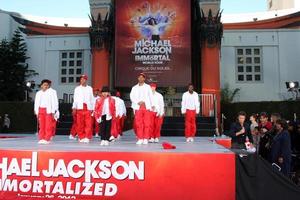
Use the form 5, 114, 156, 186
288, 120, 298, 152
250, 114, 259, 148
270, 113, 282, 136
270, 119, 292, 176
227, 111, 253, 149
293, 121, 300, 152
0, 116, 3, 132
258, 112, 273, 160
2, 114, 10, 133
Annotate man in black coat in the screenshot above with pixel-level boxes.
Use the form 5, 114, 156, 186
227, 111, 253, 149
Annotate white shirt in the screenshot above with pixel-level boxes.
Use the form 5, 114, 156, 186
92, 95, 100, 111
101, 98, 112, 120
72, 85, 94, 110
112, 96, 123, 117
152, 91, 164, 117
34, 88, 59, 115
181, 91, 200, 114
119, 98, 127, 117
130, 83, 154, 111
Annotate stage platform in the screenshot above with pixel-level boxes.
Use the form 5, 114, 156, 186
0, 130, 235, 200
0, 130, 232, 153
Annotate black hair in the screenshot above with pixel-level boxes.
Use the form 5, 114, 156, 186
40, 79, 51, 85
238, 111, 247, 117
260, 112, 268, 118
275, 119, 288, 130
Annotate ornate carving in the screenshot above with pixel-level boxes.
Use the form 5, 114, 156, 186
200, 9, 223, 48
88, 6, 114, 51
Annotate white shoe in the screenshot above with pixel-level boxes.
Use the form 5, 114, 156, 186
143, 139, 148, 145
117, 135, 121, 140
79, 138, 85, 143
69, 135, 76, 140
100, 140, 105, 146
39, 140, 50, 145
136, 139, 143, 145
95, 134, 99, 138
149, 138, 155, 143
109, 136, 116, 142
154, 138, 159, 143
84, 138, 90, 143
105, 140, 109, 146
190, 137, 194, 142
38, 140, 44, 144
186, 137, 191, 142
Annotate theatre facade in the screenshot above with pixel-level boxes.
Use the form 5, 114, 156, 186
0, 0, 300, 106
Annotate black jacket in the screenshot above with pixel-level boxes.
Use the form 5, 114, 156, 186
227, 122, 253, 148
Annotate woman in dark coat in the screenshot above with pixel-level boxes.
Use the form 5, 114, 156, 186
270, 119, 292, 176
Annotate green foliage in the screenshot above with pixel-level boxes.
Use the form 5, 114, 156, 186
221, 83, 240, 104
0, 30, 37, 101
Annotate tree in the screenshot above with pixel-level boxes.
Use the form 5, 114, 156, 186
0, 30, 37, 101
221, 83, 240, 104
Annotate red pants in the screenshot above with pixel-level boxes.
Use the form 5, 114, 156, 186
76, 104, 92, 140
119, 116, 125, 135
185, 109, 197, 138
151, 113, 164, 139
51, 118, 57, 137
91, 116, 99, 135
111, 116, 121, 138
38, 107, 54, 141
134, 106, 152, 139
70, 112, 77, 137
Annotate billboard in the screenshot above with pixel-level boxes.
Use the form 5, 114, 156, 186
115, 0, 191, 87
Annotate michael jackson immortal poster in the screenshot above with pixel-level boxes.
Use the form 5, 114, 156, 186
115, 0, 191, 87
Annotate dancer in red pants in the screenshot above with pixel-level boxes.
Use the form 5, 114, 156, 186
72, 74, 94, 143
117, 91, 127, 136
48, 81, 59, 140
110, 90, 122, 141
130, 73, 154, 145
149, 83, 164, 143
181, 84, 200, 142
34, 79, 58, 144
92, 88, 100, 138
69, 111, 77, 140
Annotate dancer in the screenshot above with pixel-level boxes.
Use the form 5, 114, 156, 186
130, 73, 154, 145
149, 83, 164, 143
47, 80, 59, 140
116, 91, 127, 136
110, 90, 122, 141
181, 83, 200, 142
94, 86, 116, 146
72, 74, 94, 143
92, 88, 100, 138
34, 79, 58, 144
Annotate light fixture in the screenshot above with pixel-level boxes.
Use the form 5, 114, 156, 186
26, 81, 31, 88
286, 81, 300, 100
286, 81, 299, 89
